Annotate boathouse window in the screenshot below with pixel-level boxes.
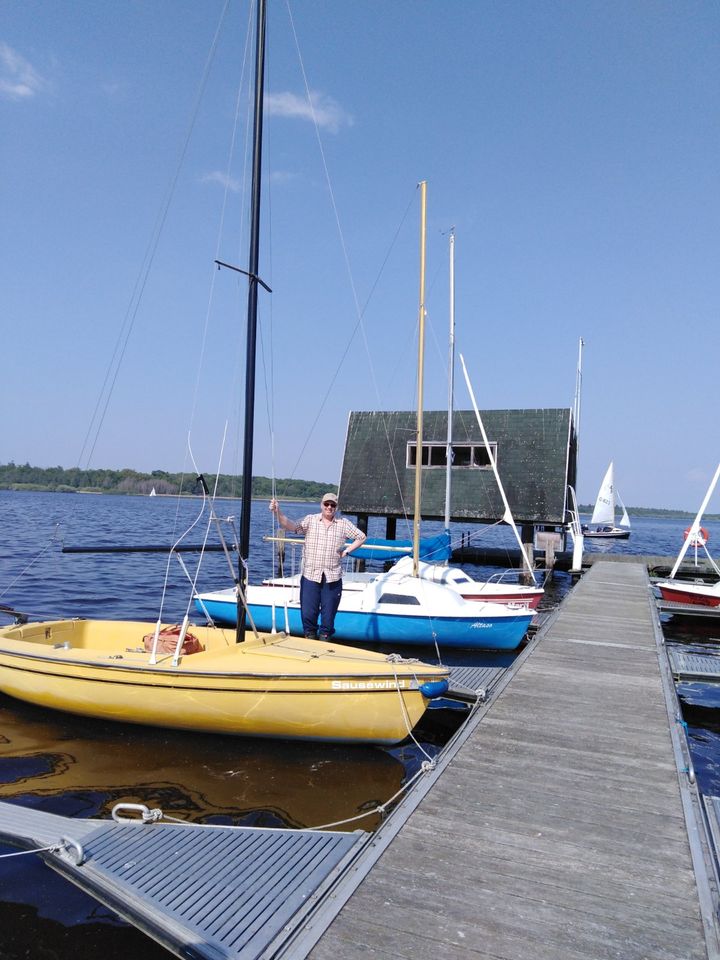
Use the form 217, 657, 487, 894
407, 442, 496, 469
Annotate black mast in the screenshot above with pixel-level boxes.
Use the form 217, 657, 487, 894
237, 0, 267, 642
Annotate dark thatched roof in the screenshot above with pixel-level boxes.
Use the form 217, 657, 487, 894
338, 409, 577, 526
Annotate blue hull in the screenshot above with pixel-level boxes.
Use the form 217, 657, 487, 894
195, 599, 531, 651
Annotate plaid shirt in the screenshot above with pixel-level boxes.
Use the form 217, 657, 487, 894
293, 513, 364, 583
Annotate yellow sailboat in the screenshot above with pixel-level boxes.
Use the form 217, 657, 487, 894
0, 0, 449, 744
0, 619, 447, 744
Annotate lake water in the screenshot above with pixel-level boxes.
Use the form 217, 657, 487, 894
0, 491, 718, 958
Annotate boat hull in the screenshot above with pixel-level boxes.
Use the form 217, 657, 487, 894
657, 581, 720, 607
197, 593, 532, 651
583, 527, 630, 540
0, 620, 449, 745
454, 587, 542, 608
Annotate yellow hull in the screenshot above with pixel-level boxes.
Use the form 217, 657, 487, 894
0, 619, 449, 744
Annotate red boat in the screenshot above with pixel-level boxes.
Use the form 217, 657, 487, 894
657, 579, 720, 607
657, 463, 720, 608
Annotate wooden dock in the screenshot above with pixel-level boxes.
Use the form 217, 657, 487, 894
3, 560, 720, 959
307, 560, 720, 960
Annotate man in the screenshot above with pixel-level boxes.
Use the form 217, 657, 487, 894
269, 492, 366, 640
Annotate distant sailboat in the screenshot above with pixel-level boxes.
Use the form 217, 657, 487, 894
583, 462, 631, 540
149, 487, 157, 497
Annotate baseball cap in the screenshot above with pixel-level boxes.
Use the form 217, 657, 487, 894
322, 492, 338, 504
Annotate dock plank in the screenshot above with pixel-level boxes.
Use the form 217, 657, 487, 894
308, 561, 711, 960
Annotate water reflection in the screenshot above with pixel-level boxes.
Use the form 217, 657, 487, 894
0, 694, 406, 833
0, 489, 576, 958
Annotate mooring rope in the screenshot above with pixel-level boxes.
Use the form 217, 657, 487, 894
307, 758, 437, 831
104, 754, 439, 833
0, 843, 62, 859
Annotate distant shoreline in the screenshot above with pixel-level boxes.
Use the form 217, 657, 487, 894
2, 487, 316, 503
0, 464, 334, 504
1, 486, 717, 519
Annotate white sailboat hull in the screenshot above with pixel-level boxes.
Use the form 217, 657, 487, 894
582, 526, 631, 540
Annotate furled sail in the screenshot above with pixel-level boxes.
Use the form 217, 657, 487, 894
351, 531, 451, 563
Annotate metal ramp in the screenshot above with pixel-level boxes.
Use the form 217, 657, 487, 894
0, 800, 367, 960
668, 648, 720, 682
446, 663, 504, 697
658, 599, 720, 619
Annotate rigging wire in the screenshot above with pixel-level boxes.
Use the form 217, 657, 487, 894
2, 2, 239, 606
186, 6, 254, 451
0, 525, 63, 604
280, 1, 418, 521
77, 0, 234, 475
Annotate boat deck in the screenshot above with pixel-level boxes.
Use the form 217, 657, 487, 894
308, 560, 720, 960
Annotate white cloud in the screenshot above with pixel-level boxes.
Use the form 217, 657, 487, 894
203, 171, 242, 193
265, 90, 353, 134
269, 170, 298, 185
0, 42, 45, 100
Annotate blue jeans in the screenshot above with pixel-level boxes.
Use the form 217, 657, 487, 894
300, 575, 342, 639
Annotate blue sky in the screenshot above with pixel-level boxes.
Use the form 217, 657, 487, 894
2, 1, 718, 510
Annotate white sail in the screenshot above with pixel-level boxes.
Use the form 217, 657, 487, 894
616, 491, 630, 529
669, 462, 720, 579
459, 354, 534, 575
590, 462, 615, 526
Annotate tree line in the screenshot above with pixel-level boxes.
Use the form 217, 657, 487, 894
2, 463, 716, 517
0, 463, 334, 501
577, 503, 718, 519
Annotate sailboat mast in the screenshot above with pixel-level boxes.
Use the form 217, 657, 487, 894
237, 0, 267, 641
573, 337, 584, 446
413, 180, 427, 577
444, 228, 455, 530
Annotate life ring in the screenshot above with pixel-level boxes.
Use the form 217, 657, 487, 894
684, 526, 709, 545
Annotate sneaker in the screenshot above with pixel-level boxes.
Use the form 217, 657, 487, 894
304, 632, 317, 640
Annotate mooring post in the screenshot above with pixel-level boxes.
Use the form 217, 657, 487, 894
384, 516, 397, 571
520, 524, 536, 585
356, 514, 369, 572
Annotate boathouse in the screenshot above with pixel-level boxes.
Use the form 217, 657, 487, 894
338, 408, 578, 537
